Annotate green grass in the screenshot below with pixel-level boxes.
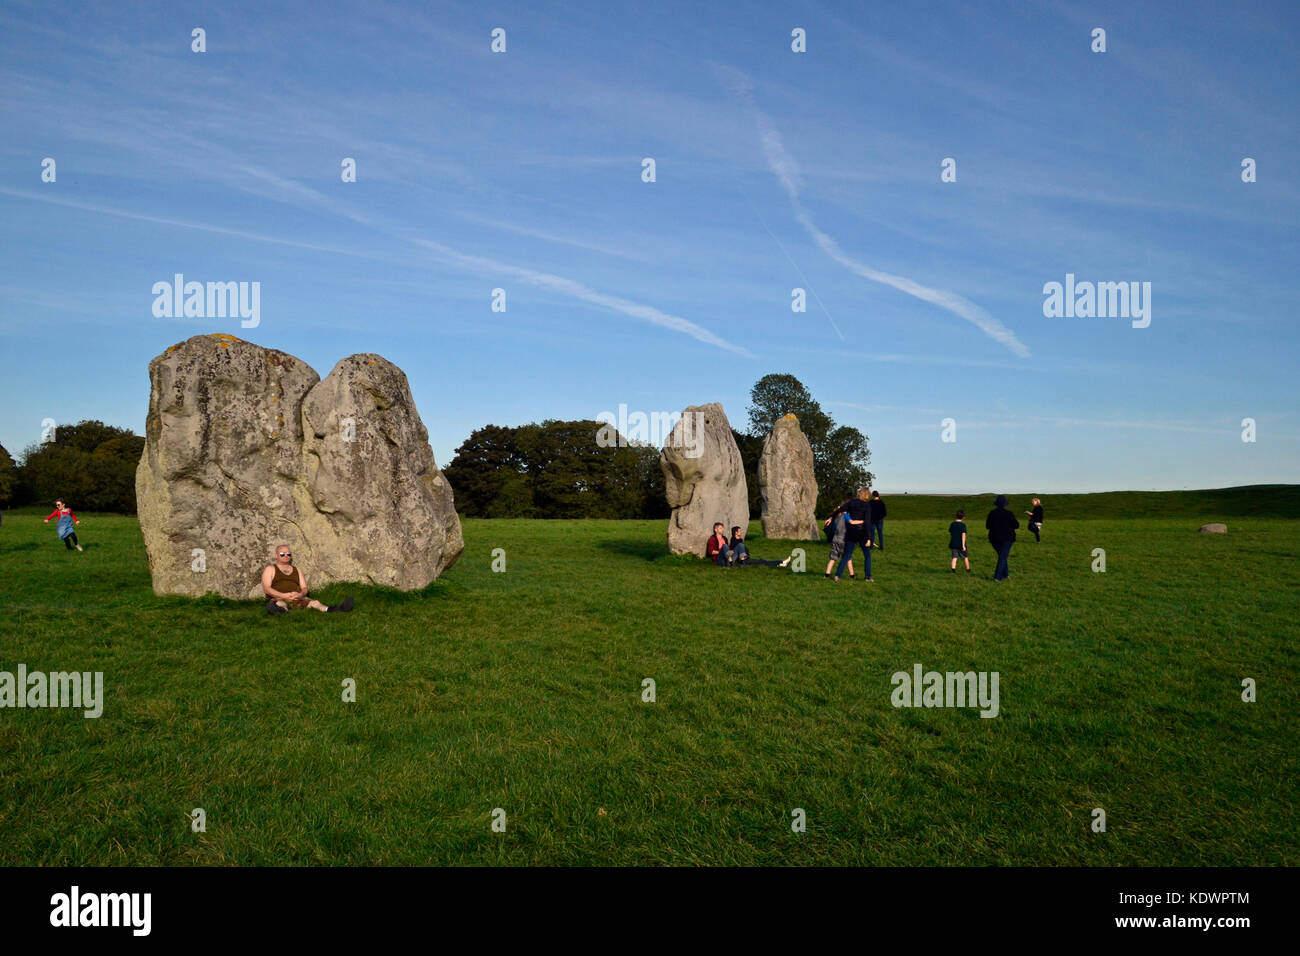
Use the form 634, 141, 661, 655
1, 499, 1297, 865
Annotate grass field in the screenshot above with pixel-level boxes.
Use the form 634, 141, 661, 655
1, 492, 1297, 865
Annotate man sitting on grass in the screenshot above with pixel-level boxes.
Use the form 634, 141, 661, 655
262, 544, 354, 615
705, 522, 735, 566
728, 525, 793, 568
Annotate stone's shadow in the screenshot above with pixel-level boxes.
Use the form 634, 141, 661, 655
598, 539, 667, 562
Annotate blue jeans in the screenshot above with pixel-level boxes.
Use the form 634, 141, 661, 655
871, 521, 883, 548
836, 540, 871, 579
731, 541, 750, 563
714, 545, 734, 566
992, 539, 1013, 580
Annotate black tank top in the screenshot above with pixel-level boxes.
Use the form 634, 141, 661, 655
271, 564, 302, 592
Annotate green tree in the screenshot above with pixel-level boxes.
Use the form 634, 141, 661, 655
18, 442, 95, 510
86, 434, 146, 512
633, 442, 670, 520
17, 420, 145, 513
747, 373, 874, 515
445, 420, 670, 519
49, 420, 132, 454
818, 424, 874, 513
0, 444, 16, 508
443, 425, 527, 517
731, 429, 764, 519
518, 420, 638, 519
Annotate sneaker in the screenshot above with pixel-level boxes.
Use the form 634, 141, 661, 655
267, 600, 287, 616
76, 545, 84, 552
328, 596, 355, 613
779, 555, 792, 568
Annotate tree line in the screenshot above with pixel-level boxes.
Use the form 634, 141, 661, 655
0, 420, 144, 513
0, 375, 873, 520
446, 374, 873, 519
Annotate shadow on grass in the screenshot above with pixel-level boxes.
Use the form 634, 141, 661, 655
1, 542, 38, 552
145, 575, 458, 615
596, 538, 704, 567
598, 538, 666, 562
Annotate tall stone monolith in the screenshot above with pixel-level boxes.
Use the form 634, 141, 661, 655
660, 402, 749, 557
758, 413, 819, 539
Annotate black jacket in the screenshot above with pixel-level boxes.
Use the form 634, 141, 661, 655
846, 498, 871, 541
872, 498, 886, 521
986, 507, 1019, 544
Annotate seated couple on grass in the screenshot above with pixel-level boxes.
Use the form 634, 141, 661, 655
705, 523, 793, 569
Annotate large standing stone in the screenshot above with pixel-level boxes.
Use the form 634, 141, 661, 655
300, 354, 463, 589
758, 414, 819, 540
660, 402, 749, 557
136, 334, 463, 598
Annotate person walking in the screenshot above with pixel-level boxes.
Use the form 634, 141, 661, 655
834, 487, 874, 582
870, 491, 886, 550
1026, 498, 1044, 542
43, 499, 83, 552
948, 509, 971, 572
985, 494, 1019, 582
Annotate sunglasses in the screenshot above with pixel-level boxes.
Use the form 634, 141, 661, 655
278, 552, 292, 558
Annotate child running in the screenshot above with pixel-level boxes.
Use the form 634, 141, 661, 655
44, 500, 83, 552
948, 509, 970, 573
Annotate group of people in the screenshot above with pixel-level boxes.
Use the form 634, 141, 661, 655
43, 484, 1043, 613
826, 489, 1042, 582
700, 488, 1043, 584
946, 496, 1042, 581
706, 523, 794, 568
822, 489, 886, 582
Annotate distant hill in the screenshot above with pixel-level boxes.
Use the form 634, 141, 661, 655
878, 485, 1300, 522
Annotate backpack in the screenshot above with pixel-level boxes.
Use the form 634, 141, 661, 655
824, 511, 842, 541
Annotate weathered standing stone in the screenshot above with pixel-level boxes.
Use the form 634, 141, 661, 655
299, 354, 463, 589
136, 334, 463, 598
660, 402, 748, 557
758, 414, 819, 540
1198, 523, 1228, 534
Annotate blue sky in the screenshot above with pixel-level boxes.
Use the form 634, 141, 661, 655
1, 0, 1296, 493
